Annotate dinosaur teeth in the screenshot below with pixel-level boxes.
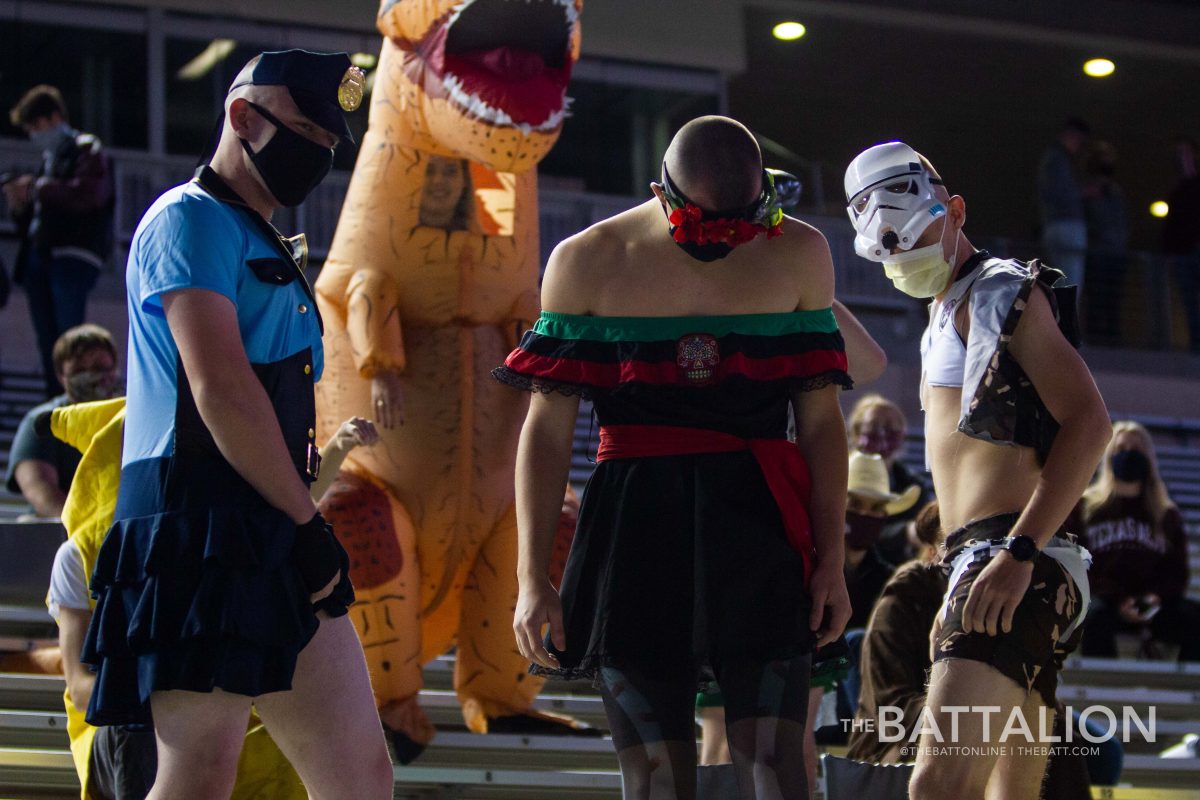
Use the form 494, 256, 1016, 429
441, 71, 564, 132
446, 1, 470, 26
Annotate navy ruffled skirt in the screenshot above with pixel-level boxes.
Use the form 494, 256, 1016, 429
82, 456, 353, 726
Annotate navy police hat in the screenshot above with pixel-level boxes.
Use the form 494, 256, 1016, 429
230, 49, 364, 145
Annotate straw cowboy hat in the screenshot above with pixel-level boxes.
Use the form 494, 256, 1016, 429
847, 450, 922, 516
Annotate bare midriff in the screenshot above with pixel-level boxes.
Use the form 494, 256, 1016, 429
924, 384, 1041, 535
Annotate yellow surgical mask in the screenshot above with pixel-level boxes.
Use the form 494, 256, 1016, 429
882, 217, 959, 298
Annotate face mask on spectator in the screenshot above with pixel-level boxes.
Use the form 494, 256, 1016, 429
66, 369, 121, 402
29, 122, 70, 153
845, 511, 886, 550
1111, 449, 1150, 483
856, 428, 904, 460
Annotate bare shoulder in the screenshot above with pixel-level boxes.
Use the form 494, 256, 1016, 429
779, 215, 830, 250
540, 213, 631, 314
776, 215, 835, 310
544, 201, 652, 314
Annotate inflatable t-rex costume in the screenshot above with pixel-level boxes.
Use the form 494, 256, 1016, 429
314, 0, 582, 750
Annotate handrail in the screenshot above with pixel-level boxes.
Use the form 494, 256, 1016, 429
2, 138, 1195, 348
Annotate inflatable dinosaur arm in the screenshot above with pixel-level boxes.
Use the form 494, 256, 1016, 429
346, 269, 406, 378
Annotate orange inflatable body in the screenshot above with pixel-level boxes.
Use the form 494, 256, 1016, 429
314, 0, 582, 743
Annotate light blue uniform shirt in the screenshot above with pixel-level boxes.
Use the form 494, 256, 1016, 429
122, 179, 323, 466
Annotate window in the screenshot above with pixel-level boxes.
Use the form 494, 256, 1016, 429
0, 21, 147, 149
165, 38, 368, 167
540, 67, 721, 196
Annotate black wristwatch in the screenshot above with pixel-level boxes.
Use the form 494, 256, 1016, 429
1003, 534, 1039, 562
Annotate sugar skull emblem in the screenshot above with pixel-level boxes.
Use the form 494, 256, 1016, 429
676, 333, 720, 385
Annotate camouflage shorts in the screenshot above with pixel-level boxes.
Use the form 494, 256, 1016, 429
935, 513, 1086, 707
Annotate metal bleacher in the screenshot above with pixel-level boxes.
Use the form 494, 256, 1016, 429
0, 370, 45, 520
0, 658, 627, 799
2, 383, 1200, 795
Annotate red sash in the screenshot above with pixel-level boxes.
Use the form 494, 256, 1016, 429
596, 424, 815, 583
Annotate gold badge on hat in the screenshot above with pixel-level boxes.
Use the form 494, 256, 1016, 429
338, 66, 366, 112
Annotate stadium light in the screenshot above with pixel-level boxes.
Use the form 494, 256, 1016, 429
1084, 58, 1115, 78
773, 22, 807, 41
1150, 201, 1169, 218
176, 39, 237, 81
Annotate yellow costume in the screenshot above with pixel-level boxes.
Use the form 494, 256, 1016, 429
47, 399, 305, 799
314, 0, 582, 742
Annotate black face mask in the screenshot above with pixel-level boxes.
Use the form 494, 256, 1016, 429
660, 162, 780, 263
674, 240, 734, 262
1111, 449, 1150, 483
240, 102, 333, 208
845, 511, 886, 551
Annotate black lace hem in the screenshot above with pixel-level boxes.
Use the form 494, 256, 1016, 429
491, 366, 596, 399
790, 369, 854, 393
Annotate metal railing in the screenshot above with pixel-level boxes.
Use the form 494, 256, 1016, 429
3, 138, 1195, 351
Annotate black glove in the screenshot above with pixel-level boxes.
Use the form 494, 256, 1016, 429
292, 512, 344, 594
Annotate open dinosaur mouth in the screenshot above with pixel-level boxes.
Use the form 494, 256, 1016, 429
410, 0, 576, 133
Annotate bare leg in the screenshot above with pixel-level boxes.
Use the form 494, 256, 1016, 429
803, 686, 823, 790
317, 469, 430, 749
146, 688, 251, 800
255, 613, 394, 800
985, 692, 1053, 800
908, 659, 1040, 800
598, 666, 698, 800
698, 705, 731, 766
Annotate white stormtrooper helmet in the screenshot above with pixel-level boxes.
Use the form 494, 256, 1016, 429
844, 142, 947, 262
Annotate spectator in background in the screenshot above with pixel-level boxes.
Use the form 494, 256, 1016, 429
844, 451, 920, 629
1076, 421, 1200, 661
1163, 137, 1200, 351
846, 394, 931, 565
847, 501, 945, 765
1038, 117, 1090, 292
4, 85, 114, 397
4, 324, 119, 518
836, 451, 921, 729
1082, 141, 1129, 344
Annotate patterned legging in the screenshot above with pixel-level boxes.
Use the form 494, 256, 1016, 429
598, 654, 812, 800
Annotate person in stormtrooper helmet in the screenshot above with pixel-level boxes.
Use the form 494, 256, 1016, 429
843, 141, 1111, 800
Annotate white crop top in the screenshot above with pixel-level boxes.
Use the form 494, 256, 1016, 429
921, 297, 967, 388
920, 260, 985, 391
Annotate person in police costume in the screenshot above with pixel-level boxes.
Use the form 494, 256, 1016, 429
79, 50, 393, 799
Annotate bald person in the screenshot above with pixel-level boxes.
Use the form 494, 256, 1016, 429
79, 51, 392, 799
499, 115, 855, 799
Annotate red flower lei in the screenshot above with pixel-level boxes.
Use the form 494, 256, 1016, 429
668, 203, 783, 247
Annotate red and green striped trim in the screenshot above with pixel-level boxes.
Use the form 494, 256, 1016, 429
533, 308, 840, 342
504, 348, 848, 387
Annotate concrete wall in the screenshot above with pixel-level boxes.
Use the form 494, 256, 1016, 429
66, 0, 747, 73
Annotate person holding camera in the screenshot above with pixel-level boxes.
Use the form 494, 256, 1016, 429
5, 85, 114, 397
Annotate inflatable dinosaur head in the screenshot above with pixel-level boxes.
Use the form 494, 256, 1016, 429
377, 0, 582, 172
